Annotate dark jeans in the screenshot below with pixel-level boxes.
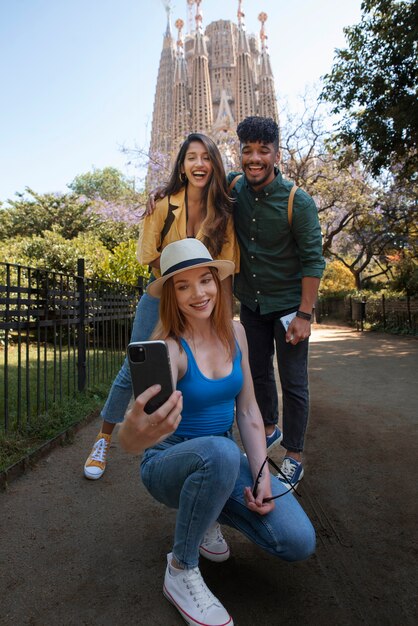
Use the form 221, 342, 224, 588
240, 304, 309, 453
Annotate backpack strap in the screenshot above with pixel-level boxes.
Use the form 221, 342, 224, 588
287, 185, 298, 227
228, 174, 243, 192
158, 196, 176, 251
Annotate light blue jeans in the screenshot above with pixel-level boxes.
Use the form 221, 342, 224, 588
101, 293, 160, 423
141, 434, 316, 569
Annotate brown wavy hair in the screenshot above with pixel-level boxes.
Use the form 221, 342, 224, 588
152, 268, 235, 357
162, 134, 233, 258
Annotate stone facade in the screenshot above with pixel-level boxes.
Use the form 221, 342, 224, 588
147, 0, 278, 188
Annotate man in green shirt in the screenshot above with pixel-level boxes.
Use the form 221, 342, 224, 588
229, 116, 325, 489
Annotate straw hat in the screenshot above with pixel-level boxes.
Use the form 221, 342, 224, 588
147, 239, 235, 298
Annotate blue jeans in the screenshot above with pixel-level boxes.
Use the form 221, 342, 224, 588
141, 434, 315, 569
100, 292, 160, 423
240, 304, 309, 453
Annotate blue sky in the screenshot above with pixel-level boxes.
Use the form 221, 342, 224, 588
0, 0, 362, 202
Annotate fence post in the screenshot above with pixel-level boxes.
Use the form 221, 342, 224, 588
77, 258, 86, 392
382, 294, 386, 329
407, 294, 411, 328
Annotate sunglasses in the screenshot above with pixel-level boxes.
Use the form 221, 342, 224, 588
252, 456, 302, 503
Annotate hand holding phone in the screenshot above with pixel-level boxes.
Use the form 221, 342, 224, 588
128, 341, 174, 414
280, 311, 297, 331
119, 384, 183, 454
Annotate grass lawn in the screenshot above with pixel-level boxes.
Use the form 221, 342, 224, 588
0, 343, 125, 472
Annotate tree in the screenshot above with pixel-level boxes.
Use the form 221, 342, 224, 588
389, 253, 418, 296
0, 231, 111, 277
0, 189, 98, 241
320, 260, 356, 295
68, 166, 147, 246
68, 167, 137, 202
322, 175, 415, 289
322, 0, 418, 183
98, 239, 150, 286
279, 96, 415, 289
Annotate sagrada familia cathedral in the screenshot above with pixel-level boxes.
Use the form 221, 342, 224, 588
147, 0, 279, 187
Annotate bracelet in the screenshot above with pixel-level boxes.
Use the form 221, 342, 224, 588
296, 310, 312, 321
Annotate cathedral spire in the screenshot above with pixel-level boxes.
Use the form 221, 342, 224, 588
235, 0, 256, 122
162, 0, 172, 36
146, 4, 280, 186
187, 0, 196, 34
147, 2, 176, 188
191, 0, 213, 133
258, 12, 279, 122
173, 18, 191, 147
237, 0, 244, 27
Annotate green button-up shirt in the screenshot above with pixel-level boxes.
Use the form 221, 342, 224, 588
228, 169, 325, 314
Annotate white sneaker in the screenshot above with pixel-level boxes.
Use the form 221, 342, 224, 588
163, 553, 233, 626
199, 523, 230, 562
84, 433, 111, 480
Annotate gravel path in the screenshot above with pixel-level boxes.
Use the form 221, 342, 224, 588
1, 325, 417, 626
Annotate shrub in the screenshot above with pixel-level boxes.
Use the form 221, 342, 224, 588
319, 260, 356, 296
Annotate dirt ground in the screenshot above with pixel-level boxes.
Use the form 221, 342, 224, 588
0, 324, 417, 626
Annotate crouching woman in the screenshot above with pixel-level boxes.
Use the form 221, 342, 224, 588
119, 239, 315, 626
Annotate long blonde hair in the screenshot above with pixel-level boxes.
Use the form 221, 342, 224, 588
152, 268, 235, 357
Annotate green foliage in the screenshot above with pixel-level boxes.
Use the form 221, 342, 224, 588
0, 179, 148, 285
320, 260, 356, 295
68, 166, 137, 202
94, 217, 139, 251
0, 232, 149, 285
389, 255, 418, 296
322, 0, 418, 183
280, 99, 410, 290
0, 188, 98, 241
97, 239, 150, 286
67, 166, 146, 251
0, 231, 111, 277
0, 384, 111, 472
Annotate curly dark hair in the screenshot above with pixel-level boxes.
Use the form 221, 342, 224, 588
236, 116, 279, 151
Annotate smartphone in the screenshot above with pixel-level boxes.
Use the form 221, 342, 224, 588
127, 340, 174, 414
280, 311, 297, 331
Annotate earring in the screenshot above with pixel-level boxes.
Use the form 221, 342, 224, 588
179, 172, 187, 183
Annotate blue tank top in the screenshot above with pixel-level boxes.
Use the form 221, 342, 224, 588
175, 338, 243, 437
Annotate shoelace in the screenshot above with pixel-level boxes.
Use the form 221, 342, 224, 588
280, 457, 298, 481
183, 567, 220, 610
90, 438, 108, 463
203, 523, 224, 545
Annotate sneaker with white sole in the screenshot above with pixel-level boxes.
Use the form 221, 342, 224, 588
163, 553, 233, 626
278, 456, 304, 490
266, 425, 283, 450
199, 523, 230, 562
84, 432, 111, 480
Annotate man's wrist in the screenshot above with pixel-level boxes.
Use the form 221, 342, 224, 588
296, 310, 312, 322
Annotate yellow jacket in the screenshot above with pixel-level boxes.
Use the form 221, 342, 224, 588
137, 188, 240, 278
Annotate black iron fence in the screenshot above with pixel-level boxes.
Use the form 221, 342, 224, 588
316, 294, 418, 334
0, 260, 142, 433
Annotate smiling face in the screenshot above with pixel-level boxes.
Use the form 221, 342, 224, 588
240, 140, 279, 190
180, 140, 214, 190
173, 266, 218, 321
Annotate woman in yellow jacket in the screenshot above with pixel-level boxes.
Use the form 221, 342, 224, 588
84, 133, 239, 480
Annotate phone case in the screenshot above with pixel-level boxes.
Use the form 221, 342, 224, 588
128, 341, 174, 414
